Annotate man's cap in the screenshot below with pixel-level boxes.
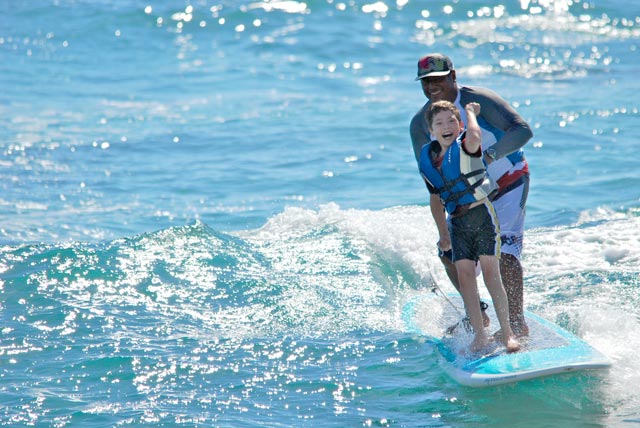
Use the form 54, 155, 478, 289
415, 53, 454, 80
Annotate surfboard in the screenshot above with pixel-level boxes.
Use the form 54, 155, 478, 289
402, 292, 611, 387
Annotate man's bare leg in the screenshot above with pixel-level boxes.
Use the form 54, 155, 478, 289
500, 253, 529, 337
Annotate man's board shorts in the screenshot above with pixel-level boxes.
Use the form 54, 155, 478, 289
449, 201, 500, 263
492, 175, 528, 260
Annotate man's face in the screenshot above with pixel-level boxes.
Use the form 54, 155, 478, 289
420, 71, 457, 103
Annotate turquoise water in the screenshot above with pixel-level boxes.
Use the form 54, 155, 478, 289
1, 0, 639, 426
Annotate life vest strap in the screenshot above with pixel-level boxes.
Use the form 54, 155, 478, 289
435, 168, 486, 205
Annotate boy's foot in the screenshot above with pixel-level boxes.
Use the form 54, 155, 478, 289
470, 334, 489, 353
505, 336, 521, 353
492, 329, 527, 346
491, 330, 521, 353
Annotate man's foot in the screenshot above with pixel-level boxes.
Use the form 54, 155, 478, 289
480, 301, 490, 328
511, 318, 529, 337
446, 301, 490, 335
446, 317, 471, 335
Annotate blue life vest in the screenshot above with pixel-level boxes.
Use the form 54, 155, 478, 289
419, 133, 497, 215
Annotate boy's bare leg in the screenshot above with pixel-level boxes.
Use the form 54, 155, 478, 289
456, 259, 488, 352
440, 252, 491, 327
480, 256, 520, 353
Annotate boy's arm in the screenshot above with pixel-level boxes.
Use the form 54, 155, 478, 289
421, 162, 451, 251
463, 102, 482, 154
430, 194, 451, 251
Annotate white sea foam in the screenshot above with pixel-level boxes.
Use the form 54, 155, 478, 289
247, 203, 640, 414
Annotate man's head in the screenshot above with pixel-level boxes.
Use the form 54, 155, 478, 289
416, 53, 458, 103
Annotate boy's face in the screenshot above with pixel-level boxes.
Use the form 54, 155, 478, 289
430, 110, 463, 147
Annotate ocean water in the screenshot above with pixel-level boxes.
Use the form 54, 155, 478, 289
1, 0, 639, 426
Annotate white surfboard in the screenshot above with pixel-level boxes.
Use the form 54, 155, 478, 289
402, 292, 611, 387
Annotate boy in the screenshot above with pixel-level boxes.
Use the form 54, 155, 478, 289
419, 100, 520, 353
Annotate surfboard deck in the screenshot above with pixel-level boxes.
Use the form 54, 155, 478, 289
402, 292, 611, 387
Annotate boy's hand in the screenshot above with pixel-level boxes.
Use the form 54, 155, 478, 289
465, 102, 481, 116
437, 236, 452, 252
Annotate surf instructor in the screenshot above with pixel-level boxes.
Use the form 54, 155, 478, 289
410, 53, 533, 336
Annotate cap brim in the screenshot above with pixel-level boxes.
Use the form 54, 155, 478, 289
415, 70, 451, 81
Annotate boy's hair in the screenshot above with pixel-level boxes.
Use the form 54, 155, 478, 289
426, 100, 461, 128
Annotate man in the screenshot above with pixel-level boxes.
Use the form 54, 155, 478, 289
410, 53, 533, 336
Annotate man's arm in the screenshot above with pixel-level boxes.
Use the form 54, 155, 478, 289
463, 87, 533, 159
409, 105, 431, 163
